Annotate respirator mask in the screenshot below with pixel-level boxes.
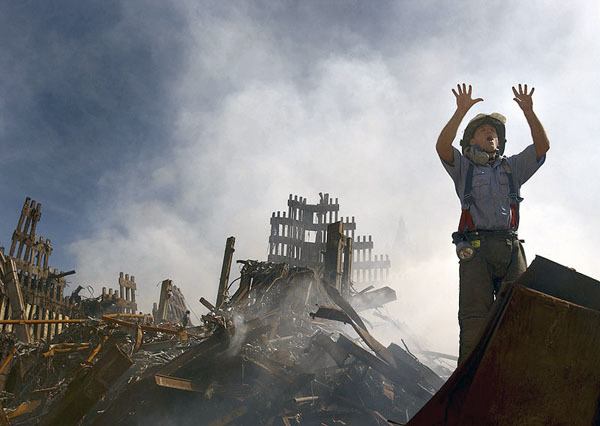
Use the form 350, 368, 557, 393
464, 144, 497, 166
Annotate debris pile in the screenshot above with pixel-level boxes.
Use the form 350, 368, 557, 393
87, 260, 444, 425
0, 258, 443, 425
0, 197, 448, 425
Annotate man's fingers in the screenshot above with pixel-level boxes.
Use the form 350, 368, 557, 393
518, 83, 523, 94
524, 84, 528, 94
454, 83, 481, 99
512, 86, 519, 97
474, 97, 483, 103
530, 87, 535, 96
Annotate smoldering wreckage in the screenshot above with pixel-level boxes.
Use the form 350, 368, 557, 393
0, 195, 599, 426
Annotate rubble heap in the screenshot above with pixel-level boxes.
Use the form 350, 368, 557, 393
87, 260, 444, 425
0, 197, 447, 425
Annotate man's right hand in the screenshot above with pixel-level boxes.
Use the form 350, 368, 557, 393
452, 83, 483, 114
436, 84, 482, 165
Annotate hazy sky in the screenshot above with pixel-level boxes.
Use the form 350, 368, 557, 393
2, 1, 599, 355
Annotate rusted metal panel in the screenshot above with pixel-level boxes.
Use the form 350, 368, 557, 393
461, 286, 600, 424
409, 256, 600, 425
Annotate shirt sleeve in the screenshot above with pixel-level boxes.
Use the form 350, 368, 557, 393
507, 144, 546, 185
439, 146, 464, 184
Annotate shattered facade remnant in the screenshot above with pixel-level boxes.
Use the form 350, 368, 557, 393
99, 272, 138, 314
1, 198, 142, 343
268, 193, 391, 286
117, 272, 137, 313
1, 198, 78, 342
152, 279, 190, 325
8, 198, 51, 280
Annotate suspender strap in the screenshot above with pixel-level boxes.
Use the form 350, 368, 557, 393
501, 160, 521, 203
501, 160, 523, 230
458, 163, 476, 232
458, 208, 476, 232
462, 163, 475, 208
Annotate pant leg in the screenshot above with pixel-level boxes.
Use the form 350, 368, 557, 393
458, 250, 495, 364
502, 240, 527, 285
488, 238, 528, 293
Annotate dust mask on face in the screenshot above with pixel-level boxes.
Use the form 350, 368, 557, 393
464, 145, 497, 166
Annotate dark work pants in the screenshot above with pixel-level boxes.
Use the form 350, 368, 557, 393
458, 235, 527, 364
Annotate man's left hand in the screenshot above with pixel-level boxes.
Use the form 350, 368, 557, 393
512, 84, 534, 113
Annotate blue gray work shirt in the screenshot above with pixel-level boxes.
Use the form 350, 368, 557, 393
440, 144, 545, 230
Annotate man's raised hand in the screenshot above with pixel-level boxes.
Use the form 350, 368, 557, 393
452, 83, 483, 114
512, 84, 534, 113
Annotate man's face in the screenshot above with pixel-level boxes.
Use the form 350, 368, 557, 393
470, 124, 499, 153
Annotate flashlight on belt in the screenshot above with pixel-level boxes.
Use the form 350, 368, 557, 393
456, 240, 475, 261
452, 232, 478, 261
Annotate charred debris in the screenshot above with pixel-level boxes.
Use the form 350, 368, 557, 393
0, 195, 451, 425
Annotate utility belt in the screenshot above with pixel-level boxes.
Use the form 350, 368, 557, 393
463, 229, 520, 240
452, 230, 522, 261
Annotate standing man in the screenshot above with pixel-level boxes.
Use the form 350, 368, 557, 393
436, 83, 549, 364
